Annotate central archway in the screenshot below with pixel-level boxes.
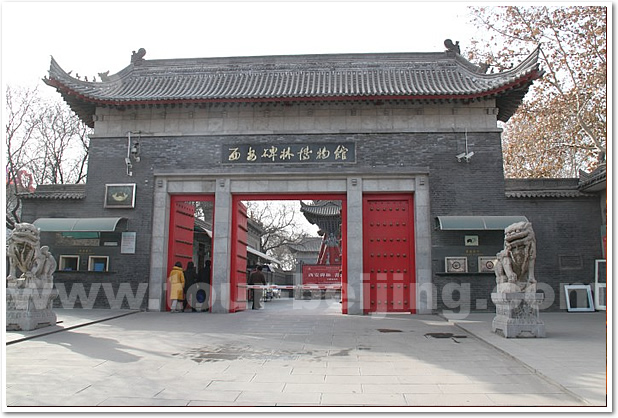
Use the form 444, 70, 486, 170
232, 193, 347, 314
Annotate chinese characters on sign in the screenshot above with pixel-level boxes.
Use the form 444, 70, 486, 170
302, 265, 342, 285
224, 143, 356, 164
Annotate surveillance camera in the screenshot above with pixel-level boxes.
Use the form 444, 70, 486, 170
456, 151, 475, 163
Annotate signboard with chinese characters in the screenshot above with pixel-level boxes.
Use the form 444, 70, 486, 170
302, 264, 342, 285
224, 143, 355, 164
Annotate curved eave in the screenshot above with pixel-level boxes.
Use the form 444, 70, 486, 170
46, 69, 541, 128
45, 48, 543, 126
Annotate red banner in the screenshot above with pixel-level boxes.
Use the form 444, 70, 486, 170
302, 264, 341, 285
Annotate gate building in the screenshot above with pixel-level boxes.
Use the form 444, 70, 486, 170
20, 45, 604, 314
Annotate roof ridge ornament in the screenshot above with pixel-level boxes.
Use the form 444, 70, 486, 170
131, 48, 146, 65
444, 39, 460, 55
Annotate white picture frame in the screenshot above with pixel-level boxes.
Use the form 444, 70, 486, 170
564, 284, 595, 312
59, 255, 80, 271
478, 256, 496, 273
445, 257, 467, 273
88, 256, 109, 272
595, 259, 606, 310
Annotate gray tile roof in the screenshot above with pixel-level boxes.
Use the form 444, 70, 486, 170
505, 190, 593, 199
19, 184, 86, 200
288, 237, 323, 253
44, 48, 543, 127
300, 200, 342, 218
578, 164, 606, 192
504, 178, 595, 199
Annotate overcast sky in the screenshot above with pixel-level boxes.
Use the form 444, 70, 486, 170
1, 1, 478, 95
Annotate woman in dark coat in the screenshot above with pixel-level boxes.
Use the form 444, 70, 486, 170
184, 261, 198, 312
196, 260, 211, 311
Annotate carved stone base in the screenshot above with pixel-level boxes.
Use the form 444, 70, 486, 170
491, 292, 545, 338
6, 288, 58, 331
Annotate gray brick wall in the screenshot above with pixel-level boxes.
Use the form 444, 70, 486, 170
20, 130, 603, 312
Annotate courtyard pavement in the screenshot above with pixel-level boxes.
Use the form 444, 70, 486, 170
3, 298, 609, 410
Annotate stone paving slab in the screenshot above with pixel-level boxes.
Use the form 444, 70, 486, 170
3, 299, 608, 410
447, 311, 607, 407
5, 308, 139, 344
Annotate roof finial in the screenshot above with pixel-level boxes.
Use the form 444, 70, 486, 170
444, 39, 460, 55
131, 48, 146, 65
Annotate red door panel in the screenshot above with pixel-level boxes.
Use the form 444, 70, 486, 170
167, 199, 196, 311
230, 199, 248, 312
363, 195, 415, 313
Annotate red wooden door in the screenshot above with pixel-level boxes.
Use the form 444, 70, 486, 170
362, 195, 415, 313
167, 198, 196, 311
230, 199, 248, 312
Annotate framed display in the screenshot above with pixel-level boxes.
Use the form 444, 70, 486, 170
465, 235, 479, 246
105, 184, 136, 208
564, 284, 595, 312
445, 257, 467, 273
478, 256, 496, 273
88, 256, 109, 272
595, 259, 606, 310
59, 255, 80, 271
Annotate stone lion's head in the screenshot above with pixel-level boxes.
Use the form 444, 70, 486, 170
11, 223, 41, 244
504, 221, 534, 244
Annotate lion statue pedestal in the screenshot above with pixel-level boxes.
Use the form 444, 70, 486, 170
491, 292, 545, 338
6, 223, 58, 331
491, 221, 545, 338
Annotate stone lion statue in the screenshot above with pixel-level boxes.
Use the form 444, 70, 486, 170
7, 223, 56, 289
494, 221, 537, 293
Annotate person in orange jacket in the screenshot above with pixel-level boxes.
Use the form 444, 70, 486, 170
169, 261, 185, 312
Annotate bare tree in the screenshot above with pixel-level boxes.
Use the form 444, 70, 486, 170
246, 201, 312, 271
5, 86, 91, 228
466, 6, 607, 178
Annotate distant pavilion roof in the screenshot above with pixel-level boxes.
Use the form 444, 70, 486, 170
288, 237, 323, 254
300, 200, 342, 218
300, 200, 342, 235
44, 46, 543, 127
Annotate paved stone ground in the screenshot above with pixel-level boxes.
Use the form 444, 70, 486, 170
4, 299, 608, 409
448, 311, 608, 407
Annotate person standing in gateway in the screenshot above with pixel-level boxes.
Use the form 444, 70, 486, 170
248, 265, 266, 310
184, 261, 198, 312
168, 262, 185, 313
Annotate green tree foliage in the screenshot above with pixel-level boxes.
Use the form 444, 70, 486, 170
467, 6, 607, 178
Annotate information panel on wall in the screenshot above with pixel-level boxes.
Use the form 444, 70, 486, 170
121, 232, 137, 254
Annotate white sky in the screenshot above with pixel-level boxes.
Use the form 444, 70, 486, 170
1, 1, 478, 95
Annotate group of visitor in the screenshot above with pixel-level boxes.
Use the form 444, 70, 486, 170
168, 262, 268, 312
168, 260, 211, 313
